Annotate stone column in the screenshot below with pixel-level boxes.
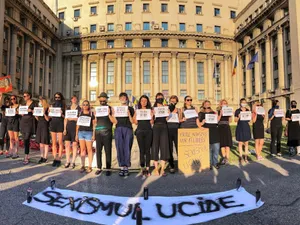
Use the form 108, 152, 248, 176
245, 50, 251, 98
10, 26, 18, 87
81, 55, 88, 100
227, 56, 233, 101
98, 53, 105, 93
255, 43, 261, 94
171, 52, 178, 95
44, 53, 50, 97
65, 56, 71, 100
265, 35, 272, 91
23, 36, 30, 91
0, 0, 4, 76
277, 26, 285, 90
189, 52, 196, 98
224, 55, 229, 99
116, 52, 122, 96
34, 45, 40, 96
207, 53, 213, 100
153, 51, 159, 94
220, 58, 225, 100
204, 57, 209, 99
134, 52, 141, 96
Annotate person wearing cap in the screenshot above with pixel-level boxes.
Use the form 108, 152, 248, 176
95, 92, 117, 176
114, 92, 134, 176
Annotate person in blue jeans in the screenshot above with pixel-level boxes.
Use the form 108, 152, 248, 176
114, 92, 134, 177
198, 100, 220, 169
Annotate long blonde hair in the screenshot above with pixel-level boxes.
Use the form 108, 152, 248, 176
200, 100, 212, 112
40, 98, 49, 109
217, 99, 228, 111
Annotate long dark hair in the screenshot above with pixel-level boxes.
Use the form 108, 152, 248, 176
138, 95, 152, 109
53, 92, 66, 109
9, 95, 18, 105
153, 92, 164, 107
272, 99, 279, 108
81, 100, 91, 112
184, 95, 193, 109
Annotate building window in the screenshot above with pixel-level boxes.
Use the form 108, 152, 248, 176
39, 86, 42, 96
39, 68, 43, 81
198, 90, 205, 100
287, 50, 291, 65
287, 73, 292, 87
90, 24, 96, 33
17, 36, 22, 48
179, 40, 186, 48
143, 39, 150, 48
161, 4, 168, 12
274, 78, 279, 89
90, 90, 97, 101
49, 56, 52, 68
196, 6, 202, 15
58, 12, 65, 19
16, 57, 21, 72
197, 41, 204, 49
230, 10, 236, 19
273, 56, 278, 71
125, 22, 132, 31
215, 26, 221, 34
162, 22, 168, 30
214, 42, 221, 50
179, 23, 186, 31
196, 24, 203, 32
72, 43, 81, 51
74, 27, 80, 35
29, 63, 33, 77
216, 90, 221, 101
125, 61, 132, 84
162, 61, 169, 83
91, 6, 97, 15
125, 40, 132, 48
28, 83, 32, 93
214, 8, 220, 17
74, 64, 80, 86
107, 23, 114, 32
180, 89, 187, 97
107, 62, 114, 84
107, 40, 114, 48
49, 73, 51, 84
107, 5, 114, 13
161, 39, 168, 47
107, 90, 114, 97
180, 61, 186, 84
143, 61, 150, 84
143, 22, 150, 30
74, 9, 80, 18
125, 90, 132, 97
3, 51, 7, 66
90, 62, 97, 83
125, 4, 132, 13
179, 5, 185, 13
197, 62, 204, 84
90, 41, 97, 50
144, 91, 150, 97
143, 3, 150, 12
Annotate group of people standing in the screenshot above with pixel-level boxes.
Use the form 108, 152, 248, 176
0, 90, 299, 177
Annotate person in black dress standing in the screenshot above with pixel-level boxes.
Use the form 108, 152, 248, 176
234, 98, 251, 163
180, 96, 199, 128
217, 99, 233, 165
252, 101, 265, 160
0, 94, 10, 155
285, 100, 300, 155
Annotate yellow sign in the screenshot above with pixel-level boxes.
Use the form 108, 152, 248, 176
178, 128, 210, 174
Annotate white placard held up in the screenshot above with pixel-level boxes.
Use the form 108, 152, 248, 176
113, 106, 128, 117
77, 116, 91, 127
184, 109, 198, 119
205, 114, 218, 124
168, 113, 179, 123
136, 109, 152, 120
154, 106, 169, 118
65, 110, 78, 119
49, 107, 62, 117
256, 106, 265, 115
5, 108, 16, 117
95, 106, 109, 117
19, 106, 29, 115
222, 107, 233, 116
292, 113, 300, 122
240, 111, 252, 121
33, 107, 44, 116
274, 109, 284, 118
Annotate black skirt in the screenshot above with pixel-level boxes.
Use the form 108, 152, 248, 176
218, 124, 233, 148
287, 121, 300, 147
50, 118, 64, 133
64, 121, 77, 142
36, 119, 50, 144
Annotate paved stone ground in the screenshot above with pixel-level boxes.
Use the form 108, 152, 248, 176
1, 147, 300, 225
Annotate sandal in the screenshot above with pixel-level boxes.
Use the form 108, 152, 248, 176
119, 169, 125, 176
160, 171, 167, 177
79, 166, 86, 173
64, 163, 70, 168
86, 167, 92, 173
71, 163, 76, 169
5, 153, 13, 158
124, 169, 129, 176
11, 154, 19, 159
23, 159, 29, 165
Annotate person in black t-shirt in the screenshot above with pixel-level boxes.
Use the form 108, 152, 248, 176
0, 93, 10, 155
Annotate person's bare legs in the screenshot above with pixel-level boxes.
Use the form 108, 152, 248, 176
71, 142, 78, 164
57, 133, 63, 160
86, 141, 93, 168
80, 140, 86, 169
51, 132, 57, 159
160, 160, 166, 176
8, 131, 14, 155
255, 139, 260, 159
153, 161, 159, 175
65, 141, 71, 164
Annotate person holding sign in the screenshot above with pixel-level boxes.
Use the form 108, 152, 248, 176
114, 93, 134, 177
20, 92, 36, 165
217, 99, 233, 165
198, 100, 220, 169
76, 100, 96, 173
252, 101, 265, 160
7, 95, 20, 159
49, 92, 66, 167
64, 95, 81, 169
285, 100, 300, 155
234, 98, 251, 163
268, 100, 284, 157
152, 93, 170, 176
95, 92, 117, 176
133, 95, 153, 178
180, 96, 199, 128
0, 94, 10, 155
35, 97, 50, 164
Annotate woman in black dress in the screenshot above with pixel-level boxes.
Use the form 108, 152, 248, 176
252, 101, 265, 160
0, 94, 10, 155
180, 95, 199, 128
35, 97, 50, 163
218, 99, 233, 165
49, 92, 66, 167
20, 92, 36, 165
285, 100, 300, 155
234, 98, 251, 163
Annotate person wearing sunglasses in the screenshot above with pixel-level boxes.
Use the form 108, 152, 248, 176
252, 101, 265, 160
19, 92, 36, 165
49, 92, 66, 167
95, 92, 117, 176
76, 100, 96, 173
180, 96, 199, 128
6, 95, 20, 159
0, 93, 10, 156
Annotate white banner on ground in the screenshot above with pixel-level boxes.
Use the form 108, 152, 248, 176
23, 187, 263, 225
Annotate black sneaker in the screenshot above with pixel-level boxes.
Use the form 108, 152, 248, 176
106, 170, 111, 176
124, 169, 129, 176
38, 157, 44, 164
52, 160, 57, 167
95, 169, 102, 175
56, 160, 61, 167
214, 164, 220, 170
43, 158, 48, 163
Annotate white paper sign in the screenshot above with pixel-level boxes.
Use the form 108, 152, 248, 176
77, 116, 91, 127
49, 107, 62, 117
33, 107, 44, 116
154, 106, 169, 118
274, 109, 284, 118
222, 107, 233, 116
5, 108, 16, 117
168, 113, 179, 123
136, 109, 152, 120
95, 106, 109, 117
256, 107, 265, 115
240, 111, 252, 121
205, 114, 218, 124
184, 109, 198, 119
292, 113, 300, 122
19, 106, 29, 115
65, 110, 78, 119
113, 106, 128, 117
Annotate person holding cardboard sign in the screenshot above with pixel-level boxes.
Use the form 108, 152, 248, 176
252, 101, 265, 160
0, 94, 10, 155
234, 98, 251, 163
180, 96, 199, 128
